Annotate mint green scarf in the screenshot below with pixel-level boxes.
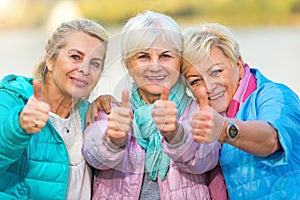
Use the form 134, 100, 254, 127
131, 79, 192, 181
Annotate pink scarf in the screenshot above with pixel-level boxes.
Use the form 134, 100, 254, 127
226, 64, 257, 118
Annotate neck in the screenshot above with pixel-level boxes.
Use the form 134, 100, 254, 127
41, 85, 79, 119
138, 89, 160, 104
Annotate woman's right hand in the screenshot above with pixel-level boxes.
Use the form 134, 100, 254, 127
106, 90, 133, 148
19, 80, 50, 134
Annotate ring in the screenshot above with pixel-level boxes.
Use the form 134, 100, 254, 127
34, 120, 38, 128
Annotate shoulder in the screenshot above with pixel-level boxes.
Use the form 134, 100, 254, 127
0, 74, 33, 99
250, 69, 299, 105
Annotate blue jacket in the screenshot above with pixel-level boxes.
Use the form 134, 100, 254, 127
0, 75, 89, 199
220, 69, 300, 199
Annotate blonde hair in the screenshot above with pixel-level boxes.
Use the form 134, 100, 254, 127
34, 18, 109, 82
121, 10, 182, 69
182, 23, 241, 76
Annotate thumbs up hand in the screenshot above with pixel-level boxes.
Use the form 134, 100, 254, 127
106, 90, 132, 148
190, 87, 225, 144
152, 86, 179, 143
19, 80, 50, 134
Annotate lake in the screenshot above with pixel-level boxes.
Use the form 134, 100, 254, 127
0, 26, 299, 100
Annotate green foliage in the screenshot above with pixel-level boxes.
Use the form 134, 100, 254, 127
78, 0, 300, 27
1, 0, 300, 29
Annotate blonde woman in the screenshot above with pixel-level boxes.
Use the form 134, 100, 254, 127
182, 23, 300, 199
0, 18, 108, 199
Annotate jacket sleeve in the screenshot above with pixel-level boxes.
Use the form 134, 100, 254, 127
243, 83, 300, 167
162, 120, 220, 174
82, 109, 130, 170
0, 89, 32, 176
162, 101, 220, 174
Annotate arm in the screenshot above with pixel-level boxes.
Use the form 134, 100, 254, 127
0, 81, 50, 175
82, 90, 133, 169
226, 84, 300, 157
219, 119, 278, 157
162, 119, 220, 174
82, 115, 129, 170
192, 85, 299, 158
0, 90, 32, 174
153, 96, 219, 174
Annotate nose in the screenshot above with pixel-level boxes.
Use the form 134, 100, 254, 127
78, 60, 90, 76
148, 56, 162, 71
203, 77, 217, 94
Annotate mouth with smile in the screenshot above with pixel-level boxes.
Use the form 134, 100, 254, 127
208, 91, 225, 100
70, 77, 89, 88
145, 75, 167, 82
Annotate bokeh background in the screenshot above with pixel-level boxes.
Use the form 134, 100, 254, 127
1, 0, 299, 99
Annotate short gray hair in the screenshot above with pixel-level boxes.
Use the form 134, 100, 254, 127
121, 10, 182, 69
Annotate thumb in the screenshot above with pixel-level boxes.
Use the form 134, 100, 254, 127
195, 87, 208, 109
121, 89, 133, 118
121, 89, 130, 108
160, 84, 170, 101
33, 79, 42, 100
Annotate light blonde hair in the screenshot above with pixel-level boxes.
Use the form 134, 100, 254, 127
121, 10, 183, 69
34, 18, 109, 82
182, 23, 241, 77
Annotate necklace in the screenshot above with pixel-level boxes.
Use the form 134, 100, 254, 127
49, 110, 84, 165
49, 112, 72, 134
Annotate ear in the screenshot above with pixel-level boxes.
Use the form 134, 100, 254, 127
237, 56, 244, 78
45, 54, 53, 72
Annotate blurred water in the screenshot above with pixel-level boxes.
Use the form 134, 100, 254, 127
0, 26, 299, 98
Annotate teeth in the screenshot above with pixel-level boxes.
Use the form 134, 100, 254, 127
74, 79, 87, 86
146, 76, 165, 80
209, 91, 224, 100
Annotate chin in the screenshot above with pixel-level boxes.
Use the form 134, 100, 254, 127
210, 103, 225, 113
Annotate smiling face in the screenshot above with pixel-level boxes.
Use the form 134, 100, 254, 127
185, 45, 244, 114
46, 31, 106, 100
127, 39, 181, 104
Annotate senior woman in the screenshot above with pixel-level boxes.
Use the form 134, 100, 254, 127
82, 11, 227, 199
181, 23, 300, 199
0, 18, 108, 199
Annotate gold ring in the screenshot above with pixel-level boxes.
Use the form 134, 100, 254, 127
34, 120, 38, 128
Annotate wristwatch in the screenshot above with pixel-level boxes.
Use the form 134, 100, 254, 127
226, 118, 239, 142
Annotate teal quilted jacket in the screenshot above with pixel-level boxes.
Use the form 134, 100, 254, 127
0, 75, 89, 199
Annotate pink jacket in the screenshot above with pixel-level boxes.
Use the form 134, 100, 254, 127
82, 101, 227, 200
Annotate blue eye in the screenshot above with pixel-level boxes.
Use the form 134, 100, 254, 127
91, 61, 100, 68
211, 69, 223, 76
161, 54, 171, 58
71, 54, 80, 60
137, 54, 149, 60
190, 78, 203, 86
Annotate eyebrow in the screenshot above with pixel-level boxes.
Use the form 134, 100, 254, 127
186, 62, 224, 79
208, 62, 225, 71
138, 50, 172, 54
68, 49, 104, 61
186, 74, 201, 79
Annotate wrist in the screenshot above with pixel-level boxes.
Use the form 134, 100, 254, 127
218, 118, 240, 144
218, 118, 229, 144
164, 123, 184, 145
105, 136, 126, 149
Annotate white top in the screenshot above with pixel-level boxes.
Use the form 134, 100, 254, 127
49, 110, 91, 200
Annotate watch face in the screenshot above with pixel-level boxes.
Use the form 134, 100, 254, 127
228, 125, 238, 138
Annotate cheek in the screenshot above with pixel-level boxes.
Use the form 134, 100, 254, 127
91, 71, 102, 83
